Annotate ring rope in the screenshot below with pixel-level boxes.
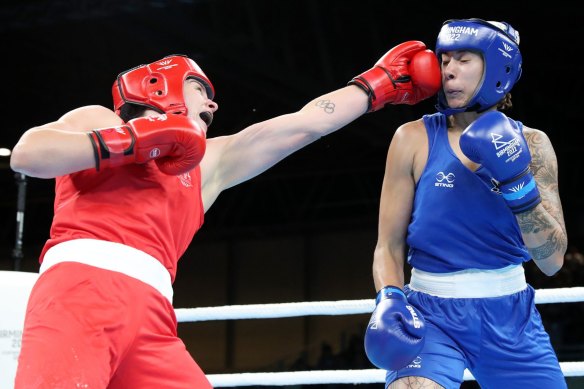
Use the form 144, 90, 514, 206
175, 286, 584, 386
175, 286, 584, 322
206, 362, 584, 386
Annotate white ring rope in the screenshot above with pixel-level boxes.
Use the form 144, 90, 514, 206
175, 286, 584, 322
206, 362, 584, 387
175, 286, 584, 386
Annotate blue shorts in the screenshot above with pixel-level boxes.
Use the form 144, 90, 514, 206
385, 285, 566, 389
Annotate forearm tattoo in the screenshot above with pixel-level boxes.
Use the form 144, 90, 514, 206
315, 99, 336, 114
517, 130, 568, 260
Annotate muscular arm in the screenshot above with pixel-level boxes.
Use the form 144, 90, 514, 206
200, 85, 369, 210
372, 121, 426, 291
517, 128, 567, 276
10, 105, 122, 178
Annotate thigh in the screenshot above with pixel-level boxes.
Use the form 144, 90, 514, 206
15, 264, 127, 389
385, 321, 466, 389
109, 294, 212, 389
110, 337, 211, 389
387, 288, 469, 389
387, 376, 447, 388
471, 287, 567, 389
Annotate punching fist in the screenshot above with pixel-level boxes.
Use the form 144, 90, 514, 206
88, 114, 206, 175
460, 111, 541, 214
349, 41, 441, 111
364, 286, 426, 371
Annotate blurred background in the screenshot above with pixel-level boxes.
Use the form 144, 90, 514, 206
0, 1, 583, 387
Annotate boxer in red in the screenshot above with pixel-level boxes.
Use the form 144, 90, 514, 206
11, 43, 440, 388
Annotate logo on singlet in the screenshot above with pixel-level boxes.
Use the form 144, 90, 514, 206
435, 172, 455, 188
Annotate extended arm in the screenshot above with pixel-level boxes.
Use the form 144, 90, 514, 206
201, 41, 440, 210
201, 84, 369, 205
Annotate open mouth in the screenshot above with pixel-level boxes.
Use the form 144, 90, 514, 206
200, 111, 213, 127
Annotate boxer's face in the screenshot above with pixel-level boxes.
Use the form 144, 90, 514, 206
440, 50, 484, 109
184, 78, 218, 131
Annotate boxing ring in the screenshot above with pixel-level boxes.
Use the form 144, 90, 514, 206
1, 271, 583, 388
185, 286, 584, 386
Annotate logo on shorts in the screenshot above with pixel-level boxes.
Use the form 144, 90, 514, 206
435, 172, 455, 188
406, 355, 422, 369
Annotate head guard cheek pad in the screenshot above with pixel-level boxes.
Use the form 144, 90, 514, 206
435, 18, 522, 115
112, 54, 215, 116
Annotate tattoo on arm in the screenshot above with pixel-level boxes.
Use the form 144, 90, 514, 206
517, 210, 552, 261
525, 130, 565, 228
518, 130, 568, 260
315, 99, 336, 114
517, 207, 552, 234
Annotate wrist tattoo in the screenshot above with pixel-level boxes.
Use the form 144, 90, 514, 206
530, 237, 558, 262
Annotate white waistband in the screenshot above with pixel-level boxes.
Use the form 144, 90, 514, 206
408, 265, 527, 298
41, 239, 173, 303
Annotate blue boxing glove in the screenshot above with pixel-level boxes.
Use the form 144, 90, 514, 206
459, 111, 542, 214
364, 286, 426, 371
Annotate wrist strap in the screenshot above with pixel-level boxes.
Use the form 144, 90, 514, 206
375, 285, 405, 304
498, 168, 541, 214
90, 125, 136, 170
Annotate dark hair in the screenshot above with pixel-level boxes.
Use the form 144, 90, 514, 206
118, 103, 150, 122
497, 93, 513, 111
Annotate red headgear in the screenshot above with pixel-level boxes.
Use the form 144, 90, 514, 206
112, 54, 215, 116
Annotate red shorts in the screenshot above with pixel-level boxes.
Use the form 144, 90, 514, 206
15, 262, 212, 389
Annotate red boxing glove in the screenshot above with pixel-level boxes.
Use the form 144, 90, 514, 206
88, 114, 206, 175
349, 40, 441, 112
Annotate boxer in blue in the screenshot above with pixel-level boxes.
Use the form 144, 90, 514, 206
362, 19, 568, 388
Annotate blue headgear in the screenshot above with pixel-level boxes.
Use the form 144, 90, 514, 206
435, 18, 522, 115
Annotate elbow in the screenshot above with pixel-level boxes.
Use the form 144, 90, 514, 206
10, 144, 47, 178
549, 254, 564, 277
536, 254, 564, 277
10, 145, 29, 174
531, 231, 568, 277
